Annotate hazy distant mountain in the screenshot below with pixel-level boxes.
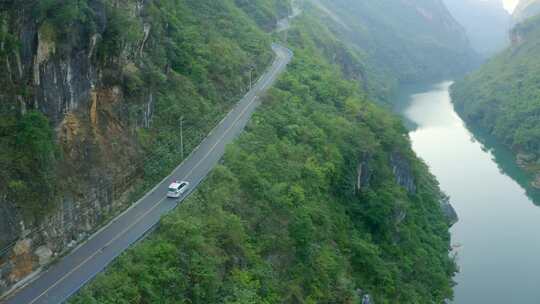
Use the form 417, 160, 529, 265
514, 0, 540, 22
443, 0, 511, 56
311, 0, 479, 102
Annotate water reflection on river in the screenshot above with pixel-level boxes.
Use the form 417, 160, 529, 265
395, 81, 540, 303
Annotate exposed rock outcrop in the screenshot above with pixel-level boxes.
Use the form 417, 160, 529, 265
355, 288, 374, 304
0, 200, 20, 250
0, 177, 136, 296
517, 152, 537, 167
532, 174, 540, 189
440, 195, 458, 226
514, 153, 540, 189
389, 151, 458, 225
390, 151, 416, 194
358, 151, 418, 195
356, 154, 372, 191
0, 0, 146, 296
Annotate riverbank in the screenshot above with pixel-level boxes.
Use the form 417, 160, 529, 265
395, 81, 540, 304
450, 97, 540, 195
454, 118, 540, 204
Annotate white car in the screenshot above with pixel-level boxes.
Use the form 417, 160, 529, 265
167, 181, 190, 198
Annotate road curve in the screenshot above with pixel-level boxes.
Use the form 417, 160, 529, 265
2, 44, 293, 304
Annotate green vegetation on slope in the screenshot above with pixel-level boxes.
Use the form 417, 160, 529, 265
0, 0, 288, 219
71, 9, 456, 304
235, 0, 291, 30
0, 111, 58, 219
451, 15, 540, 182
121, 0, 282, 192
305, 0, 479, 103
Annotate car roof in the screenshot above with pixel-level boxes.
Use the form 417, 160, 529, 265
169, 181, 188, 188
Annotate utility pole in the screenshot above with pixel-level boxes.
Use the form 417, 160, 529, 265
248, 64, 256, 91
249, 67, 253, 91
180, 116, 184, 160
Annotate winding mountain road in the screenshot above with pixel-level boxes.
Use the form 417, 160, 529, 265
2, 44, 293, 304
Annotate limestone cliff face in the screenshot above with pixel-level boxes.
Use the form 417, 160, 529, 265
356, 154, 372, 192
389, 151, 458, 225
440, 195, 458, 226
312, 0, 479, 104
357, 151, 422, 195
356, 151, 457, 226
390, 151, 417, 194
0, 0, 148, 295
0, 0, 282, 295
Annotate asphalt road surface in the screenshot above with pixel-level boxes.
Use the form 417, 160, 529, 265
3, 44, 292, 304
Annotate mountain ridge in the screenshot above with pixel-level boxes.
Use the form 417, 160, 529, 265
0, 0, 460, 301
514, 0, 540, 22
70, 2, 457, 302
443, 0, 511, 56
451, 14, 540, 190
309, 0, 480, 103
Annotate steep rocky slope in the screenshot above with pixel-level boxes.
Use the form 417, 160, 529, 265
306, 0, 480, 102
0, 0, 288, 295
451, 15, 540, 188
70, 3, 457, 304
1, 0, 459, 300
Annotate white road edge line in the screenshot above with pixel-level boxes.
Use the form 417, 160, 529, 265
26, 50, 290, 304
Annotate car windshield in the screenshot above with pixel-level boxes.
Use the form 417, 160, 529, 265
168, 187, 178, 192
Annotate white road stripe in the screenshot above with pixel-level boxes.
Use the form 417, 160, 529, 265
25, 48, 291, 304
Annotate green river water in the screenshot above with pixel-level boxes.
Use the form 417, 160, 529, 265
395, 81, 540, 303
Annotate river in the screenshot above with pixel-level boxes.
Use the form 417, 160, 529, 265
395, 81, 540, 303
